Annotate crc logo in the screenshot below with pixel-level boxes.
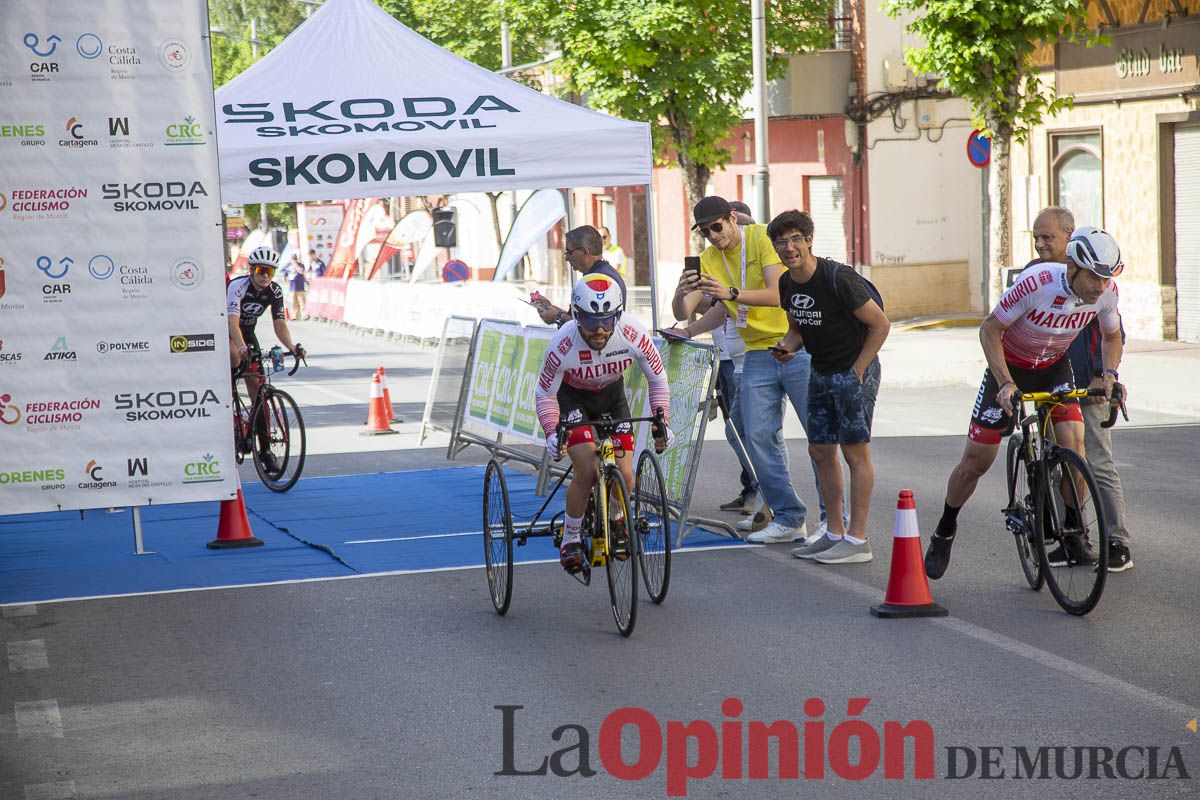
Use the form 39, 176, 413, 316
0, 392, 21, 424
76, 34, 103, 59
183, 453, 221, 483
169, 333, 215, 353
165, 115, 205, 146
791, 294, 815, 310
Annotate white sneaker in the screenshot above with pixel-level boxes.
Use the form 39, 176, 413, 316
746, 520, 807, 544
735, 508, 773, 532
800, 520, 828, 547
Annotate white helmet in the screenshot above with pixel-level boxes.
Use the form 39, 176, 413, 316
246, 246, 280, 269
571, 273, 624, 330
1066, 227, 1123, 278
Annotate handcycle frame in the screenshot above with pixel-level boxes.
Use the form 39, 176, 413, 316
1003, 384, 1127, 615
232, 343, 308, 492
483, 409, 670, 637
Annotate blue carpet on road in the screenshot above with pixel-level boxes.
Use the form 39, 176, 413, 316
0, 466, 741, 605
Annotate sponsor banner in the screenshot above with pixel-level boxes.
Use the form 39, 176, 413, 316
325, 198, 370, 278
298, 201, 344, 267
0, 1, 236, 514
305, 277, 347, 322
463, 321, 713, 502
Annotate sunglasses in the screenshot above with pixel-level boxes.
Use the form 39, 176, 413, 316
251, 265, 276, 276
698, 220, 726, 237
576, 312, 619, 332
771, 235, 808, 249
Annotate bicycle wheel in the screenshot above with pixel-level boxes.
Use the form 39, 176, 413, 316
1005, 435, 1042, 591
483, 459, 514, 615
1034, 447, 1108, 615
634, 450, 671, 604
602, 468, 638, 637
251, 388, 307, 492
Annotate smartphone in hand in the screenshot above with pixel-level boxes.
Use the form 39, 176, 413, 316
684, 256, 701, 275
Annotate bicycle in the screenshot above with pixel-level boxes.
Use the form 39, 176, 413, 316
232, 343, 308, 493
1003, 384, 1127, 615
482, 409, 671, 637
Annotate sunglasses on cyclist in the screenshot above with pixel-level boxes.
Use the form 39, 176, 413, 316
251, 265, 276, 276
575, 311, 619, 332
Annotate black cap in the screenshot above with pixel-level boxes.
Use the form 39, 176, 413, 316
691, 196, 733, 230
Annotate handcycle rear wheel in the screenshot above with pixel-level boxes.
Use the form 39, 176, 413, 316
252, 388, 306, 492
1034, 446, 1108, 616
1005, 434, 1043, 591
633, 450, 672, 604
601, 467, 638, 637
483, 459, 514, 615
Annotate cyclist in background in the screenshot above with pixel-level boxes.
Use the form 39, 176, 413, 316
227, 247, 307, 471
535, 273, 672, 573
924, 227, 1124, 579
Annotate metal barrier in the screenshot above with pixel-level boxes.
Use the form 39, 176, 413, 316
418, 315, 479, 445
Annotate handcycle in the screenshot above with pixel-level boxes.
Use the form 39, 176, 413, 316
1003, 384, 1127, 615
232, 343, 308, 492
482, 409, 672, 638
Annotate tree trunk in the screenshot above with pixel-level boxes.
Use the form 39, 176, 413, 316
677, 151, 710, 255
485, 191, 504, 249
986, 132, 1013, 308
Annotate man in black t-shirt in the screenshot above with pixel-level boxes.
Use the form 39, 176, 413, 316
766, 210, 891, 565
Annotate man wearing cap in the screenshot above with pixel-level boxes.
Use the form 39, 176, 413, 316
678, 195, 820, 544
533, 225, 627, 327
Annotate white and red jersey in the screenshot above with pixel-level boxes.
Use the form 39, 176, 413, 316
534, 317, 670, 434
992, 262, 1120, 369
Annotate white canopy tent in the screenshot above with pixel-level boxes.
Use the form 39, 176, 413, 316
214, 0, 660, 322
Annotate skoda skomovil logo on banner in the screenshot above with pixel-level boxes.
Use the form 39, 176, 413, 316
114, 388, 221, 422
102, 180, 207, 212
223, 95, 520, 189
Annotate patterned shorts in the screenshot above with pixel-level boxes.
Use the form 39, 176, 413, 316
807, 358, 880, 445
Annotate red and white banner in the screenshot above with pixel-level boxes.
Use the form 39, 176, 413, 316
369, 209, 432, 279
305, 277, 348, 321
326, 198, 375, 278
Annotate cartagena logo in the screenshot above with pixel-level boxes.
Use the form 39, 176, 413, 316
59, 116, 98, 148
183, 452, 222, 483
80, 459, 117, 489
495, 699, 1192, 796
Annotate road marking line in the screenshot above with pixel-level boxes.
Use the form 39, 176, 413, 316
3, 604, 37, 617
345, 530, 482, 544
24, 781, 78, 800
8, 640, 48, 672
0, 543, 750, 606
14, 700, 64, 739
748, 546, 1200, 720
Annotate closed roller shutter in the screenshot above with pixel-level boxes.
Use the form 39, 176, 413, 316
808, 176, 848, 265
1176, 125, 1200, 342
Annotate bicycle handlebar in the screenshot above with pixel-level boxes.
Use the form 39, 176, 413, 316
1011, 385, 1128, 429
554, 407, 668, 446
1101, 382, 1128, 429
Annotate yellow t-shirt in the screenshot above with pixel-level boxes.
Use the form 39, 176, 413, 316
699, 223, 788, 351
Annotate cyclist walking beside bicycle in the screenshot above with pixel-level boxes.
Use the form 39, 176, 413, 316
925, 227, 1125, 579
535, 273, 672, 573
227, 247, 308, 473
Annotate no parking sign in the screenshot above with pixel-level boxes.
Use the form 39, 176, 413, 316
442, 259, 469, 282
967, 129, 991, 168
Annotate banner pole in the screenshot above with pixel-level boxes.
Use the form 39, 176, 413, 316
131, 506, 153, 555
643, 183, 660, 330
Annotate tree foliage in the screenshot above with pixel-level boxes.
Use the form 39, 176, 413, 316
883, 0, 1092, 142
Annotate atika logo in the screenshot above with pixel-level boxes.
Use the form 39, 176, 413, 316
496, 699, 1191, 797
44, 336, 76, 361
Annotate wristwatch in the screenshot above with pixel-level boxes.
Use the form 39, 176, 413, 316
729, 286, 740, 301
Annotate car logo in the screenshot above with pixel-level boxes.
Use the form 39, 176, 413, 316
791, 294, 815, 310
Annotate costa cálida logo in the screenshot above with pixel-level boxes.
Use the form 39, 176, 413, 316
101, 180, 207, 212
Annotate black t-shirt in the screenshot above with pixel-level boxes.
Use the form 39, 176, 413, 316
777, 258, 872, 375
226, 275, 286, 331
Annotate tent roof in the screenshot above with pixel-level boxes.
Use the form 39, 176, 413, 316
215, 0, 652, 203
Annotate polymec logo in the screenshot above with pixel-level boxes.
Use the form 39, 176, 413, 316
0, 393, 20, 425
183, 453, 221, 483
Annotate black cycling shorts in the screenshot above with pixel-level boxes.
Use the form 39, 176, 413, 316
557, 379, 633, 451
968, 358, 1082, 445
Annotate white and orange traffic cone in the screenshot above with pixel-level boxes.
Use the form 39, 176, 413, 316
362, 372, 398, 436
378, 366, 400, 423
870, 490, 947, 618
208, 481, 264, 549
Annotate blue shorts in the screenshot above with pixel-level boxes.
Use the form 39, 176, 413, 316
806, 358, 880, 445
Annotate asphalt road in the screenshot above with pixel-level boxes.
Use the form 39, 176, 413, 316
3, 321, 1198, 800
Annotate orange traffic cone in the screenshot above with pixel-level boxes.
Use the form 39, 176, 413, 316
208, 487, 264, 549
378, 366, 400, 423
361, 372, 398, 436
870, 490, 947, 618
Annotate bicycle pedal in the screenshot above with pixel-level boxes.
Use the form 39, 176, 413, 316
517, 536, 527, 547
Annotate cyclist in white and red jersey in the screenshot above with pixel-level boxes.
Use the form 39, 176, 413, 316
535, 273, 672, 572
925, 227, 1125, 579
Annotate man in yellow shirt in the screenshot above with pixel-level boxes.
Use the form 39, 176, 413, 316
679, 195, 824, 544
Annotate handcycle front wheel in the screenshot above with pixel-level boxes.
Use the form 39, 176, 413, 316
252, 388, 306, 492
601, 467, 638, 637
633, 450, 671, 604
483, 459, 514, 615
1005, 434, 1043, 591
1034, 446, 1108, 616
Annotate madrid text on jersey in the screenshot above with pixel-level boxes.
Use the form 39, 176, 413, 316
221, 94, 518, 137
248, 147, 515, 188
